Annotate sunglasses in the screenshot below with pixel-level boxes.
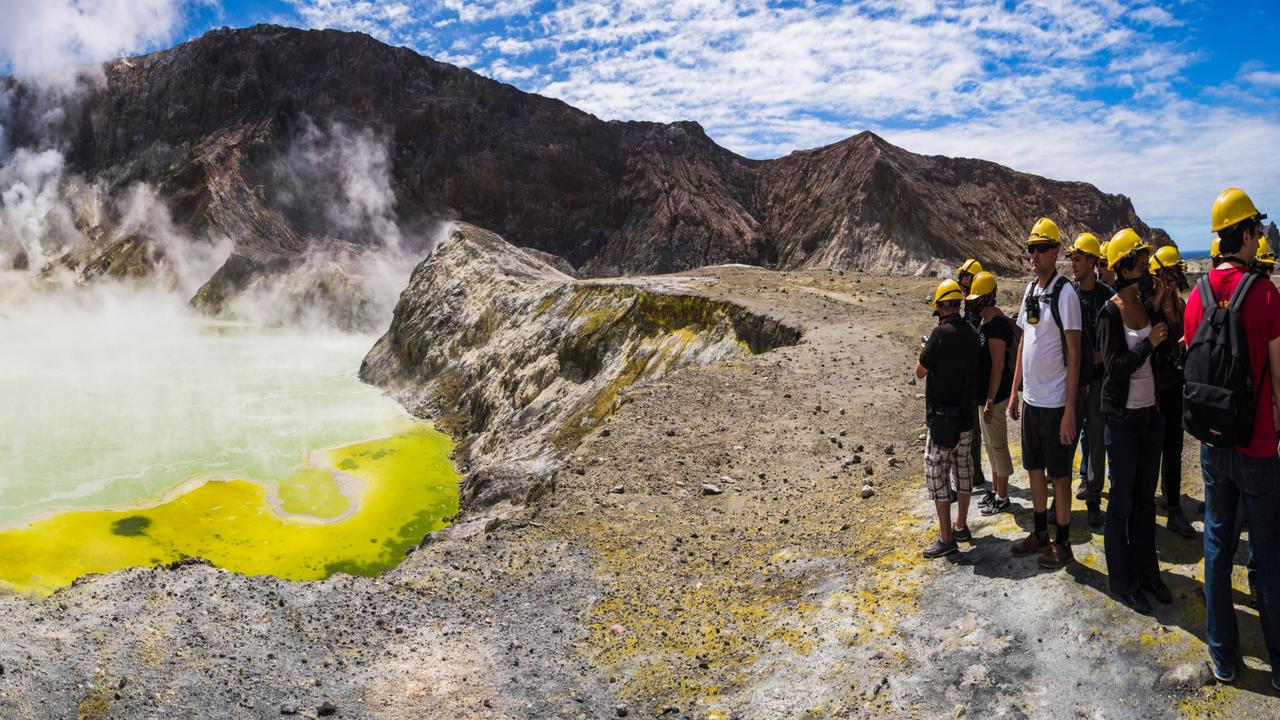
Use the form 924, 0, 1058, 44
1027, 244, 1057, 255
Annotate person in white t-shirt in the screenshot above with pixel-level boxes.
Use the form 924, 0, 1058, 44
1008, 218, 1083, 570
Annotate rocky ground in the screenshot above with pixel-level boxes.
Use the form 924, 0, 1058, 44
0, 262, 1275, 719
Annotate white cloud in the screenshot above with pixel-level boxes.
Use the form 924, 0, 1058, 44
0, 0, 192, 82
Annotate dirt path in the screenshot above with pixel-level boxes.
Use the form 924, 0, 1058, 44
0, 267, 1274, 719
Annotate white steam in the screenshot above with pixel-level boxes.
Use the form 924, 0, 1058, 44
0, 0, 189, 85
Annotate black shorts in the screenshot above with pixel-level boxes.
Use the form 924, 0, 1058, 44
1021, 402, 1080, 479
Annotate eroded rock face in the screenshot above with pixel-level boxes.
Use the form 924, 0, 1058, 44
360, 223, 801, 511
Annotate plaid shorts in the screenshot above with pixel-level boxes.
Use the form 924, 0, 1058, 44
924, 429, 974, 502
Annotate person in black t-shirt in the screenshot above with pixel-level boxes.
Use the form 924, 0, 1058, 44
917, 279, 980, 559
1068, 233, 1114, 529
957, 258, 989, 491
965, 272, 1016, 516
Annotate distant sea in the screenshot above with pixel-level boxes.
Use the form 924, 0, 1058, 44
1180, 249, 1210, 259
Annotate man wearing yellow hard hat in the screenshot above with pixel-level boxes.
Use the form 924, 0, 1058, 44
916, 279, 981, 559
1182, 187, 1280, 687
1254, 236, 1276, 278
967, 271, 1017, 518
1008, 218, 1082, 570
1146, 244, 1195, 540
957, 258, 990, 493
1066, 232, 1113, 528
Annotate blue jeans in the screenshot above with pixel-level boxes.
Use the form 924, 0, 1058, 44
1201, 444, 1280, 677
1104, 408, 1163, 594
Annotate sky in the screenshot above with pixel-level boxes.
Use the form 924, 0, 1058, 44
3, 1, 1279, 252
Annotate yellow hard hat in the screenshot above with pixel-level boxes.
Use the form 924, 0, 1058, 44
931, 279, 964, 309
1210, 237, 1222, 260
1148, 244, 1186, 275
1068, 232, 1103, 259
956, 258, 983, 277
965, 271, 997, 300
1257, 236, 1276, 267
1107, 228, 1151, 270
1028, 218, 1062, 245
1099, 240, 1110, 263
1211, 187, 1267, 233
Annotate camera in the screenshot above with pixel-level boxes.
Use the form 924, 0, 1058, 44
1024, 290, 1041, 325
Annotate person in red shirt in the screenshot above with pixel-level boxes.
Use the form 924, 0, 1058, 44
1182, 187, 1280, 687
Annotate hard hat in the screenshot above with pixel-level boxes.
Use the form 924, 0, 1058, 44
1107, 228, 1150, 270
1068, 232, 1103, 259
1099, 240, 1110, 263
931, 279, 964, 309
1210, 237, 1222, 260
1028, 218, 1062, 245
956, 258, 983, 277
1211, 187, 1267, 233
1148, 245, 1186, 275
1257, 236, 1276, 267
965, 271, 997, 300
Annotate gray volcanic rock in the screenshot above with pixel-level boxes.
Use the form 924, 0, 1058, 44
3, 24, 1168, 305
360, 222, 801, 511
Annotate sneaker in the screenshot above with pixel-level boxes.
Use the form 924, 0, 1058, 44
1012, 532, 1047, 557
1213, 664, 1236, 684
1087, 503, 1104, 528
1075, 482, 1088, 501
1271, 676, 1279, 693
1038, 541, 1073, 569
923, 538, 958, 559
978, 491, 996, 508
952, 526, 972, 542
1167, 513, 1196, 539
1118, 588, 1153, 615
1141, 577, 1173, 605
981, 496, 1011, 516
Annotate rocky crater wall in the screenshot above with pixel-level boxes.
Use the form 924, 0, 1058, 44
360, 223, 802, 514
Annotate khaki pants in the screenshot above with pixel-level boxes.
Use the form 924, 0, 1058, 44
980, 399, 1014, 477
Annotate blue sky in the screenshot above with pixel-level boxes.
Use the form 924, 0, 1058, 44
6, 1, 1280, 252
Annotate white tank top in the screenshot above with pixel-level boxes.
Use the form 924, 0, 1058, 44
1125, 323, 1157, 409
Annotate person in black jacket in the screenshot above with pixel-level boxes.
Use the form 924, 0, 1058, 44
1097, 230, 1176, 614
1148, 246, 1194, 539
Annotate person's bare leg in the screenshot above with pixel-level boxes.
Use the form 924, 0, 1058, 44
994, 473, 1008, 500
934, 501, 953, 541
1029, 469, 1048, 512
1052, 476, 1072, 526
955, 492, 971, 530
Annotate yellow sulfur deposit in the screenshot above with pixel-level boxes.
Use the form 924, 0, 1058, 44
0, 426, 458, 596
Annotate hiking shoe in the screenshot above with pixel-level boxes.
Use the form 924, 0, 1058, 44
1012, 532, 1047, 557
1038, 541, 1073, 569
1213, 664, 1236, 684
981, 496, 1011, 516
923, 538, 958, 559
1075, 482, 1088, 501
1118, 589, 1153, 615
1168, 513, 1196, 539
952, 526, 972, 542
1141, 577, 1173, 605
1087, 503, 1104, 528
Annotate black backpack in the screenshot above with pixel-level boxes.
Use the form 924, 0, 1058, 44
1023, 275, 1087, 382
1182, 271, 1262, 446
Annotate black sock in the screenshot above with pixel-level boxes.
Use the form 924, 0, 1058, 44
1056, 522, 1070, 546
1034, 511, 1048, 542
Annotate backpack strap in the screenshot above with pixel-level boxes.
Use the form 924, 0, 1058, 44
1046, 275, 1070, 366
1227, 270, 1261, 313
1196, 275, 1215, 314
